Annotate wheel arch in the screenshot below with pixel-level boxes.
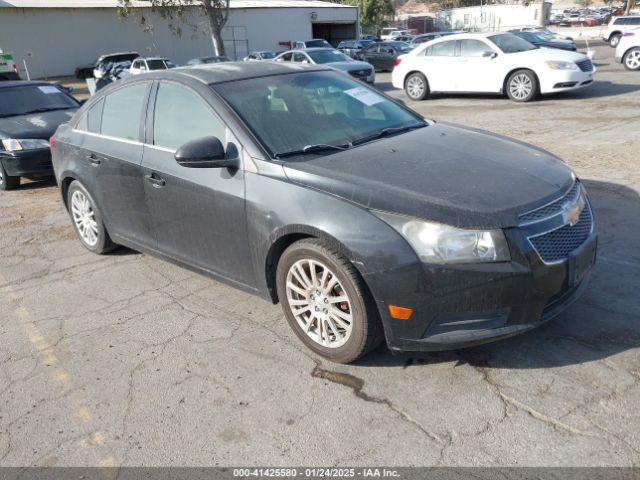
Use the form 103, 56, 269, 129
264, 225, 366, 304
404, 69, 429, 88
60, 174, 79, 210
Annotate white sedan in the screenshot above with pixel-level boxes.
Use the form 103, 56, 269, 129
392, 32, 596, 102
614, 28, 640, 70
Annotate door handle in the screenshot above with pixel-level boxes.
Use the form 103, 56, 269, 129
86, 153, 101, 166
145, 173, 166, 188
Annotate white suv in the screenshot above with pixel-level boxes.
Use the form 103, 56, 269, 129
603, 16, 640, 47
614, 28, 640, 70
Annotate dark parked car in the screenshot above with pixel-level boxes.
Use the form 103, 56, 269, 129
411, 31, 455, 45
355, 41, 413, 71
186, 56, 231, 65
51, 63, 597, 363
0, 81, 79, 190
512, 31, 578, 51
337, 39, 375, 58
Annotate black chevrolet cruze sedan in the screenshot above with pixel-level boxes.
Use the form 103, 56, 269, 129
51, 62, 597, 363
0, 81, 80, 190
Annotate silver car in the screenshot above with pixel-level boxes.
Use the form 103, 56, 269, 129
274, 48, 375, 84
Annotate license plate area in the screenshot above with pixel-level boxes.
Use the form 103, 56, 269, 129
567, 234, 597, 287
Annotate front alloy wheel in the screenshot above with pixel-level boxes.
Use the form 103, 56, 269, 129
609, 34, 621, 48
507, 70, 538, 102
623, 48, 640, 71
276, 239, 383, 363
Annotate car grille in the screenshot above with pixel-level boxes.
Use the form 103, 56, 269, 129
349, 69, 372, 79
519, 182, 581, 224
528, 202, 594, 263
576, 58, 594, 72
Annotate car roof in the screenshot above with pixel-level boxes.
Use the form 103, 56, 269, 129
121, 61, 331, 85
99, 52, 139, 59
289, 47, 335, 52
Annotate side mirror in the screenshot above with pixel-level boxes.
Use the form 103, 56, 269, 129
301, 59, 310, 64
483, 51, 498, 59
174, 136, 239, 169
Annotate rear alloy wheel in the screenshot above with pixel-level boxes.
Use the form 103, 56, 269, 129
609, 34, 621, 48
276, 239, 383, 363
404, 72, 430, 101
623, 48, 640, 71
0, 163, 20, 191
507, 70, 538, 102
67, 181, 116, 254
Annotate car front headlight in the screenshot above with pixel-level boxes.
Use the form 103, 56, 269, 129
374, 211, 511, 264
1, 139, 50, 152
546, 60, 578, 70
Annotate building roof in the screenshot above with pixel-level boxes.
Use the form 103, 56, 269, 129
0, 0, 353, 8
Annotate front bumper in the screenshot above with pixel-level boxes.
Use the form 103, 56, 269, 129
0, 148, 53, 177
363, 206, 597, 353
540, 68, 596, 94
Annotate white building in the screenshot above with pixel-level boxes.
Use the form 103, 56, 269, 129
0, 0, 358, 79
436, 3, 552, 32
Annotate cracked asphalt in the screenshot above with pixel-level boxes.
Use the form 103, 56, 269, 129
1, 41, 639, 467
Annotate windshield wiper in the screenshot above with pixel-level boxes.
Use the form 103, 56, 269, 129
352, 123, 426, 147
17, 107, 74, 116
275, 143, 349, 159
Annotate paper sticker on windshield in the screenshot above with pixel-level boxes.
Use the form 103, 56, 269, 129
344, 87, 384, 106
38, 86, 60, 94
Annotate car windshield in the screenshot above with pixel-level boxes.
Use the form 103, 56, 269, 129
305, 40, 330, 48
0, 84, 79, 117
214, 71, 426, 159
260, 52, 276, 59
308, 50, 351, 63
147, 59, 169, 70
488, 33, 537, 53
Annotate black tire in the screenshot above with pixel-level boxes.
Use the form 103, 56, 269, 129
609, 34, 621, 48
623, 47, 640, 71
0, 163, 20, 191
506, 69, 539, 102
66, 180, 116, 254
404, 72, 430, 101
276, 239, 383, 364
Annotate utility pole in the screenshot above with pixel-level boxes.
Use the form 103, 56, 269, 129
539, 0, 546, 27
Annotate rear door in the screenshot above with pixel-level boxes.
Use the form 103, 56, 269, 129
141, 80, 253, 284
73, 81, 153, 246
420, 40, 459, 92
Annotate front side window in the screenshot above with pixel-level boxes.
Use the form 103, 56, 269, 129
293, 52, 308, 63
278, 53, 293, 62
147, 59, 168, 70
629, 17, 640, 25
459, 39, 492, 57
101, 83, 148, 141
214, 71, 425, 159
153, 82, 225, 151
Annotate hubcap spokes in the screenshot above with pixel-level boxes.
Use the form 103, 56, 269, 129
407, 77, 424, 98
510, 74, 532, 100
285, 259, 353, 349
626, 51, 640, 69
71, 190, 99, 247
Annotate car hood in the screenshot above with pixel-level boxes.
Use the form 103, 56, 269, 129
0, 109, 76, 140
282, 122, 574, 229
537, 41, 576, 50
326, 60, 373, 71
515, 47, 587, 62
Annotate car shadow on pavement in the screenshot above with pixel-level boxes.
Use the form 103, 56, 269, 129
17, 177, 58, 190
356, 179, 640, 370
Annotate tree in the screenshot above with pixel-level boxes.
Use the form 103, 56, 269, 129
335, 0, 394, 33
575, 0, 593, 7
117, 0, 230, 56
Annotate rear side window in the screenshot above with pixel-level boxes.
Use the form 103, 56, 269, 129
153, 82, 225, 151
614, 18, 628, 25
87, 98, 104, 133
426, 40, 456, 57
629, 17, 640, 25
101, 83, 148, 141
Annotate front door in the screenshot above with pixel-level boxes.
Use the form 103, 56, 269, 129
455, 39, 501, 93
141, 81, 253, 285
